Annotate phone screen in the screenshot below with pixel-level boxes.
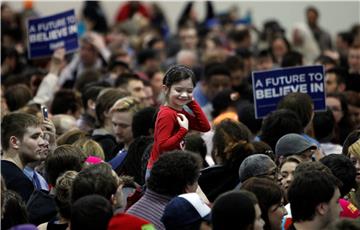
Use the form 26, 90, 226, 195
41, 106, 48, 119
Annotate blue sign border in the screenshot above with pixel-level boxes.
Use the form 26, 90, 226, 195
27, 9, 78, 59
252, 65, 326, 119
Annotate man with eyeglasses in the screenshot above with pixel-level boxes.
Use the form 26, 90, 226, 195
236, 154, 278, 189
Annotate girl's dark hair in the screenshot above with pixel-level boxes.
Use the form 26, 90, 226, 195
1, 190, 29, 229
212, 190, 258, 230
162, 65, 196, 87
115, 136, 153, 185
241, 177, 284, 230
213, 119, 252, 163
327, 92, 354, 144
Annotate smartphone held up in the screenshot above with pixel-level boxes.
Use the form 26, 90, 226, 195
41, 105, 48, 120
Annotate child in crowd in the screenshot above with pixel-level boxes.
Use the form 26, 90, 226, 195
146, 65, 211, 177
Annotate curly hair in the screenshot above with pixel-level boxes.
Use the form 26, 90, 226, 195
212, 119, 253, 164
147, 150, 202, 196
55, 170, 78, 219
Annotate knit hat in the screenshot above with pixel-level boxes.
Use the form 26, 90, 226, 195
238, 154, 275, 183
108, 213, 155, 230
275, 133, 317, 157
85, 156, 103, 165
162, 193, 211, 229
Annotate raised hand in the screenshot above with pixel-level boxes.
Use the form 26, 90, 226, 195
49, 48, 65, 75
87, 31, 106, 51
42, 118, 57, 150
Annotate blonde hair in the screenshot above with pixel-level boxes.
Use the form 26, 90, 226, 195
110, 96, 141, 115
348, 139, 360, 158
73, 138, 105, 160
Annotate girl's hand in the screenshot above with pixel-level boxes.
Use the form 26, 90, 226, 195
177, 113, 189, 130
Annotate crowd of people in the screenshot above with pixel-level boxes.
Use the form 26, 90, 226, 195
1, 1, 360, 230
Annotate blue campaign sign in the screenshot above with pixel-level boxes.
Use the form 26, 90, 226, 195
252, 65, 326, 119
27, 9, 78, 59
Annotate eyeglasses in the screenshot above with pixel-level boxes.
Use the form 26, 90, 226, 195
299, 148, 316, 162
256, 167, 279, 180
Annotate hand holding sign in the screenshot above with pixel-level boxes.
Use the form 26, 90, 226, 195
86, 31, 106, 52
49, 48, 65, 75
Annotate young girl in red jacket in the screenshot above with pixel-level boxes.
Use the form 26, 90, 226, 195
146, 65, 211, 177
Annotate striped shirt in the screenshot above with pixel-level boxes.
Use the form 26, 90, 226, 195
126, 189, 173, 230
